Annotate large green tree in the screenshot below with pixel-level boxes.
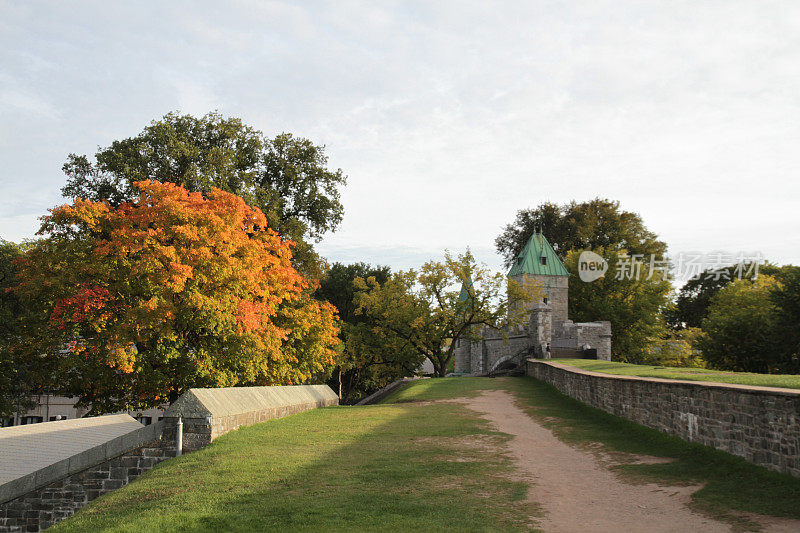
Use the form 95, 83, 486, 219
769, 266, 800, 373
666, 263, 770, 329
697, 276, 780, 373
354, 251, 539, 377
316, 262, 422, 403
61, 111, 346, 277
495, 199, 666, 268
497, 199, 671, 362
564, 248, 672, 362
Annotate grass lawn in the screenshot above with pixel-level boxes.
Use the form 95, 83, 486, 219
53, 380, 529, 532
54, 377, 800, 532
548, 358, 800, 390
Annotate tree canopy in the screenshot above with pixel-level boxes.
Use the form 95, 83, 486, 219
12, 181, 339, 413
564, 248, 672, 363
316, 262, 422, 403
354, 251, 540, 377
495, 199, 666, 269
61, 111, 346, 277
0, 240, 39, 417
697, 276, 780, 373
770, 266, 800, 372
665, 263, 770, 329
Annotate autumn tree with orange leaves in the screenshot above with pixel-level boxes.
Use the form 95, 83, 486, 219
12, 181, 339, 413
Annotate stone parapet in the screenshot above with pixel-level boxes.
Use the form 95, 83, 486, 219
163, 384, 339, 453
526, 360, 800, 478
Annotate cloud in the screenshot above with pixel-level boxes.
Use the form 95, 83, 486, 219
0, 1, 799, 271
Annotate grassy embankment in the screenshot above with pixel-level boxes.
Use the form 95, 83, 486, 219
549, 358, 800, 390
55, 377, 800, 532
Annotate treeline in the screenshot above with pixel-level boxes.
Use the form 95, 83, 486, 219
496, 199, 800, 374
0, 111, 530, 417
3, 111, 797, 419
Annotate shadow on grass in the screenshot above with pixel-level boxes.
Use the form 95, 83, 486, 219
52, 388, 533, 533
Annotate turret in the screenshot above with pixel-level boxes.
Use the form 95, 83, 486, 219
507, 231, 569, 324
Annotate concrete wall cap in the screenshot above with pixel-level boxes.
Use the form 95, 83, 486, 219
163, 384, 338, 419
0, 417, 163, 504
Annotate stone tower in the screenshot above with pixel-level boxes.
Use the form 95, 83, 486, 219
507, 231, 569, 324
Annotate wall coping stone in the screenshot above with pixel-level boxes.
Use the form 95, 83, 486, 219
0, 419, 163, 505
528, 360, 800, 398
163, 384, 338, 419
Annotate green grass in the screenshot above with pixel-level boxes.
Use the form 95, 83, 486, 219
55, 376, 800, 532
549, 358, 800, 390
392, 377, 800, 530
53, 387, 530, 532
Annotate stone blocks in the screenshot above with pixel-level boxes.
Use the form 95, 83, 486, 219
526, 360, 800, 478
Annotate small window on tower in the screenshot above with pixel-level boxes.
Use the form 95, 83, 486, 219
543, 296, 548, 304
540, 256, 547, 265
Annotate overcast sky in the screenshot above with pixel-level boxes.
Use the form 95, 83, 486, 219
1, 1, 799, 274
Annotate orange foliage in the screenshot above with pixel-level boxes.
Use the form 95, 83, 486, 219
14, 181, 339, 411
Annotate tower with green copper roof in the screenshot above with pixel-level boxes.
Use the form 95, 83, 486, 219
507, 231, 569, 323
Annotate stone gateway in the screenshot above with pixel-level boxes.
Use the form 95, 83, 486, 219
454, 232, 611, 375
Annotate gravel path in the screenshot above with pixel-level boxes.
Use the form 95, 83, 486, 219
464, 389, 799, 533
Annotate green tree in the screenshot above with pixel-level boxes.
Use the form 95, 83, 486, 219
316, 262, 422, 403
495, 199, 666, 268
769, 266, 800, 373
0, 240, 39, 418
564, 249, 672, 363
354, 251, 540, 377
666, 263, 769, 329
61, 111, 346, 277
317, 263, 391, 324
697, 276, 780, 373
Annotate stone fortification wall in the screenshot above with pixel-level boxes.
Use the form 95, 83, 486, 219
526, 361, 800, 478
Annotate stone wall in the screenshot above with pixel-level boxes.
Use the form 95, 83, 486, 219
551, 320, 612, 361
0, 428, 172, 532
163, 384, 339, 452
0, 384, 338, 531
526, 361, 800, 478
482, 335, 531, 373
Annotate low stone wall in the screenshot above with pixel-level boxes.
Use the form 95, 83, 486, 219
526, 361, 800, 478
0, 422, 172, 532
163, 384, 339, 452
1, 384, 339, 530
355, 377, 421, 405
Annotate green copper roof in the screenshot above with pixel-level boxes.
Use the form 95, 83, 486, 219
458, 277, 474, 304
507, 232, 569, 277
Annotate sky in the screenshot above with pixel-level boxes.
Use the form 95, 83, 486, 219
1, 1, 799, 276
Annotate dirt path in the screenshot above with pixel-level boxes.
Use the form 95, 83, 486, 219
463, 389, 798, 533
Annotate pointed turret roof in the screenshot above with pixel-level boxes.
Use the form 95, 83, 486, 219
457, 276, 475, 305
507, 232, 569, 277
